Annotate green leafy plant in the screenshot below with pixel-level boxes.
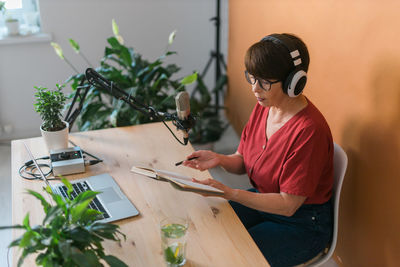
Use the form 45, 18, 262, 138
52, 20, 227, 144
189, 73, 228, 144
34, 84, 67, 131
0, 1, 5, 14
0, 2, 18, 22
0, 178, 127, 267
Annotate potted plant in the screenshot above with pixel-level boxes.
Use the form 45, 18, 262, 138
0, 178, 128, 266
34, 84, 69, 151
0, 1, 5, 15
0, 1, 5, 29
5, 16, 19, 35
0, 2, 20, 36
189, 74, 228, 146
51, 19, 228, 145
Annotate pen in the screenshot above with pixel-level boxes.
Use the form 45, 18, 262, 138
175, 156, 199, 166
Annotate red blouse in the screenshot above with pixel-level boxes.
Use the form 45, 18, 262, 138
238, 99, 333, 204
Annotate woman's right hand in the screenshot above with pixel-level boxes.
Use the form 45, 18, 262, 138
182, 150, 220, 171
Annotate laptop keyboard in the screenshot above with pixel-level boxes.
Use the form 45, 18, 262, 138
58, 181, 110, 220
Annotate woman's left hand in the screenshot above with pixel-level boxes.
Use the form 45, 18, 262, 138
191, 178, 236, 199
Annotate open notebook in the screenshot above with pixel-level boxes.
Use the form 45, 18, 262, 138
130, 166, 224, 196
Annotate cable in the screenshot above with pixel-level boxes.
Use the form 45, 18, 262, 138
18, 156, 59, 181
19, 141, 103, 181
161, 119, 186, 145
68, 140, 103, 165
149, 108, 187, 145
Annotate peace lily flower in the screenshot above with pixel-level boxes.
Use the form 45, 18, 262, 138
112, 19, 124, 45
51, 42, 64, 60
169, 30, 177, 45
68, 39, 80, 53
50, 42, 79, 74
69, 38, 93, 67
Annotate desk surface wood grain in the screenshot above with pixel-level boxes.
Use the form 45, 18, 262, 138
11, 122, 268, 267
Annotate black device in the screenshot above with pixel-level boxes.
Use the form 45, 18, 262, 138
261, 34, 307, 97
65, 68, 195, 145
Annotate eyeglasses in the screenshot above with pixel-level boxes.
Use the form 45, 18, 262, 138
244, 70, 280, 91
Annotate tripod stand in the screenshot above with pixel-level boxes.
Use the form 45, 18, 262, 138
200, 0, 227, 114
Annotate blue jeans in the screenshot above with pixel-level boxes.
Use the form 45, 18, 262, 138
229, 189, 332, 267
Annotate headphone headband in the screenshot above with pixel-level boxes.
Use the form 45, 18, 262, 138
260, 34, 307, 97
261, 34, 302, 67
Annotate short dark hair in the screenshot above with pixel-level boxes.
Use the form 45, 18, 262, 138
244, 33, 310, 81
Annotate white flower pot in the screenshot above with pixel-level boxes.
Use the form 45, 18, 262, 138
5, 20, 20, 36
40, 121, 69, 152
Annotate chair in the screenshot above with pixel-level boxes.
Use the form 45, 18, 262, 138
301, 142, 348, 267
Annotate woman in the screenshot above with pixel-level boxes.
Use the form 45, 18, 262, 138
183, 33, 333, 266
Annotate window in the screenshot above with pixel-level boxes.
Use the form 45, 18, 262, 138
4, 0, 23, 9
1, 0, 41, 36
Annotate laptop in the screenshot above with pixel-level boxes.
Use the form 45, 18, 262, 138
23, 142, 139, 223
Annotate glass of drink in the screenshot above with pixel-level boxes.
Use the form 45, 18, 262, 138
160, 217, 189, 267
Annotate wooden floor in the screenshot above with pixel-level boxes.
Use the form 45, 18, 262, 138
0, 126, 338, 267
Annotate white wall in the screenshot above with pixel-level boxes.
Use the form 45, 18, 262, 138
0, 0, 228, 140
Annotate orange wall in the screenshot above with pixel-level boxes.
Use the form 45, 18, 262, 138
227, 1, 400, 266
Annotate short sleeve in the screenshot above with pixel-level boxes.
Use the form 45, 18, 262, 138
237, 121, 249, 155
279, 125, 331, 197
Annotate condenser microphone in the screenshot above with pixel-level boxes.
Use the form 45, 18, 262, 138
175, 91, 191, 145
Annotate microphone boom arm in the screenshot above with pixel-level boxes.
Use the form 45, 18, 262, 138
85, 68, 158, 119
84, 68, 192, 145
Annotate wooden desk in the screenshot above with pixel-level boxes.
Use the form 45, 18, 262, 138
11, 122, 268, 266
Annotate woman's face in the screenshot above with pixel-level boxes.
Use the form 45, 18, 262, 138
250, 77, 284, 107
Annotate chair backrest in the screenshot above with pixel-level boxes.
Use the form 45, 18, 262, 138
308, 142, 348, 266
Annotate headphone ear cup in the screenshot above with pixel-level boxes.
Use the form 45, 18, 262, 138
283, 69, 307, 97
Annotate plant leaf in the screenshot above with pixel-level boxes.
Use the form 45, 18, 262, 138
19, 230, 35, 247
69, 247, 92, 267
119, 46, 132, 66
103, 255, 129, 267
61, 177, 73, 199
71, 198, 93, 223
83, 250, 102, 266
69, 38, 80, 53
69, 227, 92, 242
26, 190, 50, 213
22, 213, 30, 229
107, 37, 121, 49
73, 190, 99, 204
180, 72, 198, 85
58, 240, 73, 259
43, 206, 61, 224
81, 209, 103, 223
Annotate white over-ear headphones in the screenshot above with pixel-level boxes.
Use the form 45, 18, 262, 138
261, 34, 307, 97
